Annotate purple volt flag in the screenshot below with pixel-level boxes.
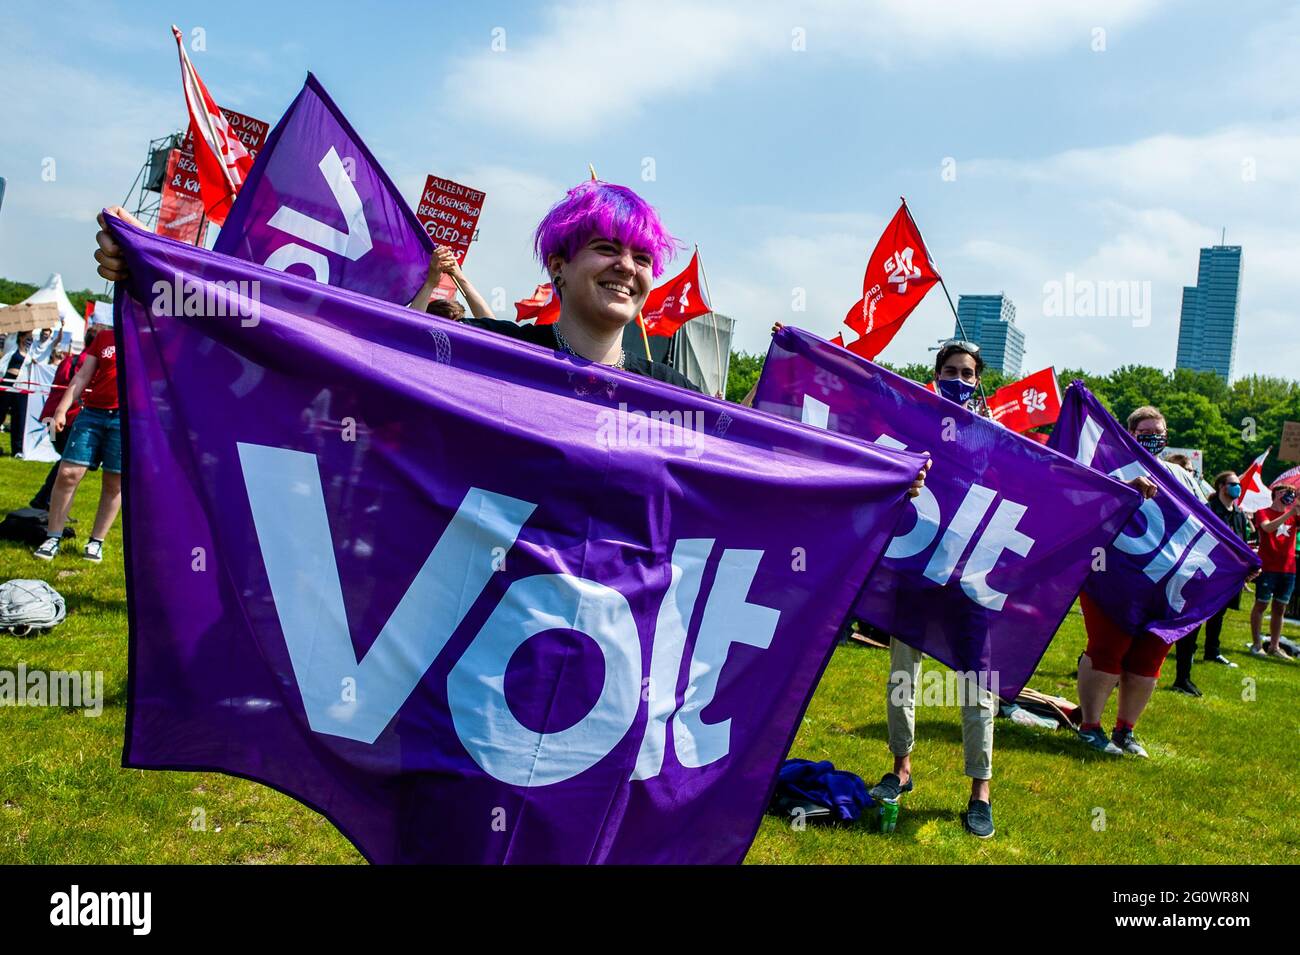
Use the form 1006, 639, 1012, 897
106, 214, 926, 864
213, 73, 431, 304
1048, 382, 1260, 641
754, 327, 1142, 697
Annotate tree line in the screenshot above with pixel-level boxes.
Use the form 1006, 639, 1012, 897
726, 349, 1300, 484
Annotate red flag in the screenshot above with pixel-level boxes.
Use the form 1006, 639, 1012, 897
156, 149, 209, 245
515, 283, 560, 325
1240, 449, 1273, 512
829, 333, 845, 348
841, 201, 939, 360
641, 250, 711, 337
172, 25, 253, 225
986, 367, 1062, 433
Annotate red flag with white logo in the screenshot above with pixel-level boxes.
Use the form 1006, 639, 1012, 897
986, 367, 1062, 434
515, 283, 560, 325
172, 25, 253, 225
641, 250, 711, 337
842, 201, 939, 360
1240, 449, 1272, 513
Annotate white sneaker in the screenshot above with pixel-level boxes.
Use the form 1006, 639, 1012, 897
83, 539, 104, 563
33, 536, 61, 561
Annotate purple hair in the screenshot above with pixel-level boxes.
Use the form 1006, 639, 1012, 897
533, 181, 679, 279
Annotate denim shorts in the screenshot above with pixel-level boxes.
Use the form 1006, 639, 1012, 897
1254, 570, 1296, 606
61, 407, 122, 474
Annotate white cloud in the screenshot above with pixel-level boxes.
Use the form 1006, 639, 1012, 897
445, 0, 1170, 138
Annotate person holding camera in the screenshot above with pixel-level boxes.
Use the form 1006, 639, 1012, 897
1249, 483, 1299, 659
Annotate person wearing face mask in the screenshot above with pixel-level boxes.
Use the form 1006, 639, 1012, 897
1170, 470, 1255, 694
1074, 405, 1182, 758
866, 339, 998, 839
1249, 483, 1300, 660
931, 340, 992, 419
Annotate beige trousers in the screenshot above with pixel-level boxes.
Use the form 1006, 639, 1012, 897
885, 638, 996, 780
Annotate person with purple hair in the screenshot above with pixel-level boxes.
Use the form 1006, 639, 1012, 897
452, 179, 698, 391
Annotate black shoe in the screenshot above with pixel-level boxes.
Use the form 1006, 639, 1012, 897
1111, 727, 1149, 758
1171, 678, 1202, 697
869, 772, 914, 803
962, 799, 995, 838
1205, 654, 1238, 668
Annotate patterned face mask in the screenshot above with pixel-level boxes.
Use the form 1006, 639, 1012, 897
1135, 432, 1167, 455
937, 377, 976, 406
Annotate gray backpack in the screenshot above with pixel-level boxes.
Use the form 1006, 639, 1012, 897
0, 579, 67, 636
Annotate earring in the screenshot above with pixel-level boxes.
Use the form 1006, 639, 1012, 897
552, 272, 565, 292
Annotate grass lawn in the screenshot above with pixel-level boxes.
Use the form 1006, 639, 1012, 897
2, 453, 1297, 864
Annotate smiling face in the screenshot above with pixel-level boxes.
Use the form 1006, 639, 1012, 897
548, 235, 654, 332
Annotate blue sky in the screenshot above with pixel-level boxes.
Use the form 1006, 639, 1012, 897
4, 0, 1299, 377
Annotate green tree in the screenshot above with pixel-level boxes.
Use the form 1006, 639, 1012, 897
725, 351, 764, 403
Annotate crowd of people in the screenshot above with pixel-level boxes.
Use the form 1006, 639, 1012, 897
2, 177, 1280, 842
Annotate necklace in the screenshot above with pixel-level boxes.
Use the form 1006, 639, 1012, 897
553, 325, 626, 369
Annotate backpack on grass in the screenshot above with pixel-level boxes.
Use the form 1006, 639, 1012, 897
0, 508, 76, 547
0, 579, 67, 636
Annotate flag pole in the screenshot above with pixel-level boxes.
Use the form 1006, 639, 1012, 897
695, 245, 724, 396
634, 314, 650, 361
900, 196, 991, 415
588, 163, 598, 181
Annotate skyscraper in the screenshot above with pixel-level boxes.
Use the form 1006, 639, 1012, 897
955, 293, 1024, 377
1175, 245, 1243, 380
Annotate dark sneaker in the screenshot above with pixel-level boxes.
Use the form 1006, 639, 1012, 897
83, 539, 104, 563
1205, 654, 1238, 668
1171, 679, 1202, 697
869, 772, 914, 802
33, 536, 61, 561
962, 799, 995, 838
1112, 727, 1149, 758
1077, 726, 1122, 755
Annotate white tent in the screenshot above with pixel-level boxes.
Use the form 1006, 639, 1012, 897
18, 273, 85, 350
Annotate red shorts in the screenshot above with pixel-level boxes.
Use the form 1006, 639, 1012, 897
1079, 593, 1173, 678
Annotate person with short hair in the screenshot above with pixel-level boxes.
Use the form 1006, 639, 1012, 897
868, 339, 997, 839
32, 314, 121, 563
1249, 483, 1299, 659
1074, 405, 1182, 758
1171, 470, 1255, 693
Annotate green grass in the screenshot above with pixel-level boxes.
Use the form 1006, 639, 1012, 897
2, 453, 1298, 864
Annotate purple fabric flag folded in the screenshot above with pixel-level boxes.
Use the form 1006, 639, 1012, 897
106, 215, 926, 864
754, 327, 1142, 698
214, 73, 431, 305
1048, 382, 1260, 641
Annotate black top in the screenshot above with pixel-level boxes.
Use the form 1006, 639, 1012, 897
3, 348, 25, 383
1208, 494, 1251, 543
462, 318, 701, 393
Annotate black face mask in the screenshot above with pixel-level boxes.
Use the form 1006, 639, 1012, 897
1135, 432, 1167, 455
